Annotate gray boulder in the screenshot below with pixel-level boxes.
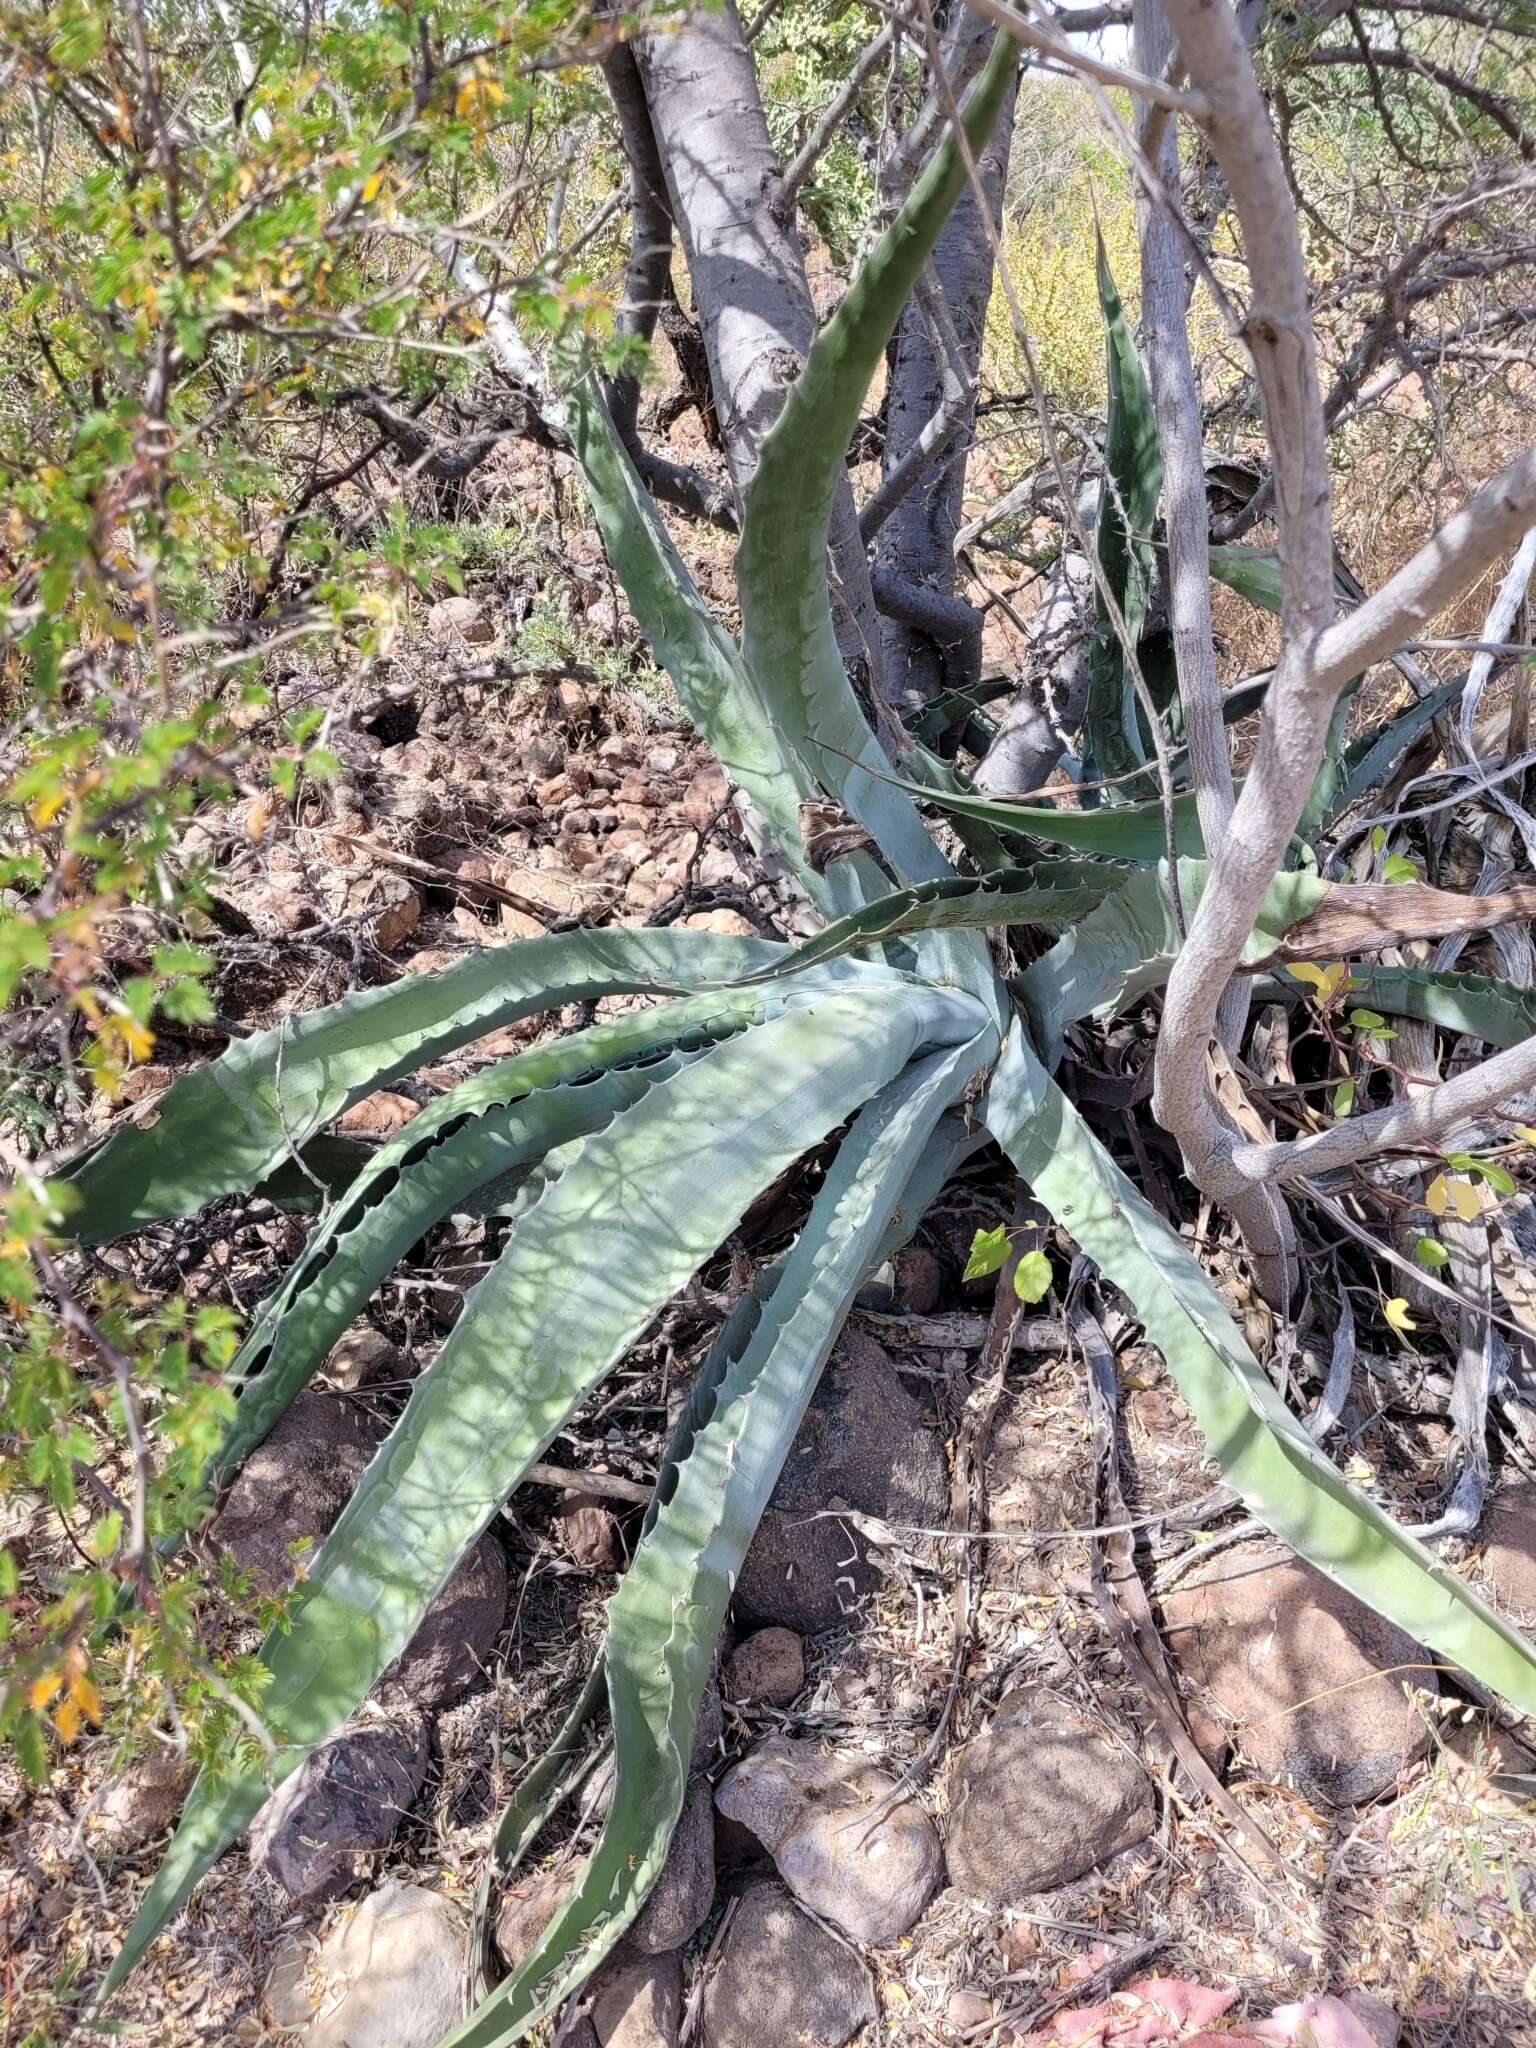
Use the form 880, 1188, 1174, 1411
701, 1882, 873, 2048
734, 1330, 946, 1633
716, 1736, 941, 1944
944, 1690, 1154, 1902
265, 1880, 469, 2046
251, 1717, 427, 1904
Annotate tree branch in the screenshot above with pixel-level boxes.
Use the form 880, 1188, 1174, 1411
1229, 1031, 1536, 1187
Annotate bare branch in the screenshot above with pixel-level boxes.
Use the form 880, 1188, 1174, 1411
1230, 1032, 1536, 1187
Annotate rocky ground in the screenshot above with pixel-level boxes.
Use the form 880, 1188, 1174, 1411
4, 456, 1535, 2048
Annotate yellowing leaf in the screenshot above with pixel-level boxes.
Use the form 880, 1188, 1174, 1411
1513, 1125, 1536, 1147
1383, 1297, 1418, 1336
53, 1696, 82, 1742
1287, 960, 1350, 1002
1426, 1174, 1449, 1218
454, 73, 505, 117
70, 1673, 103, 1724
29, 1669, 62, 1711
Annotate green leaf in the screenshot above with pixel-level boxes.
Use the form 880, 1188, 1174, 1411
14, 1712, 47, 1786
448, 1031, 995, 2044
1012, 1249, 1053, 1304
721, 863, 1120, 984
1270, 964, 1536, 1051
1208, 543, 1284, 614
1082, 235, 1162, 790
983, 1022, 1536, 1721
964, 1225, 1011, 1281
1334, 673, 1468, 817
1016, 859, 1330, 1066
735, 30, 1018, 953
100, 984, 987, 2003
1348, 1009, 1387, 1031
1332, 1078, 1355, 1117
62, 928, 793, 1240
1414, 1236, 1451, 1269
209, 988, 791, 1487
868, 767, 1207, 861
1382, 853, 1420, 884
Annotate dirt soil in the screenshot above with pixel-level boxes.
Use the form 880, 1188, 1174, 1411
3, 456, 1534, 2048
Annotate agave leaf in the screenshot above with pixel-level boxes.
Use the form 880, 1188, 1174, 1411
1261, 962, 1536, 1050
99, 983, 985, 2002
63, 928, 795, 1241
446, 1028, 996, 2045
1208, 542, 1284, 614
557, 375, 895, 916
984, 1022, 1536, 1716
736, 28, 1018, 950
1016, 860, 1331, 1064
212, 987, 794, 1484
860, 764, 1206, 860
1082, 235, 1162, 790
1332, 673, 1468, 818
721, 862, 1123, 984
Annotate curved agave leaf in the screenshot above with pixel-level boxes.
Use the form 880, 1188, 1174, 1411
99, 982, 986, 2002
1016, 861, 1331, 1064
1083, 235, 1161, 790
63, 928, 794, 1241
859, 763, 1206, 861
1331, 673, 1468, 818
1208, 543, 1283, 614
212, 987, 794, 1483
736, 29, 1019, 967
445, 1028, 996, 2045
1260, 962, 1536, 1050
556, 376, 899, 918
984, 1022, 1536, 1716
720, 862, 1123, 984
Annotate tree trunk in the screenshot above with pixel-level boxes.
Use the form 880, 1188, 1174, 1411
633, 0, 881, 676
874, 8, 1018, 711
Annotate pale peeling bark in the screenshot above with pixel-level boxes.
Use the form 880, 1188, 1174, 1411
1150, 0, 1536, 1300
874, 5, 1018, 709
634, 0, 881, 671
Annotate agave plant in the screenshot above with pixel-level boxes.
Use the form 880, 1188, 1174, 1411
82, 32, 1536, 2045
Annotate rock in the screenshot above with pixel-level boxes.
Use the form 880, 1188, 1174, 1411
426, 595, 494, 645
337, 1090, 421, 1138
556, 679, 591, 720
250, 1718, 428, 1904
701, 1881, 873, 2048
326, 1327, 405, 1391
377, 1531, 507, 1711
944, 1691, 1154, 1902
692, 1674, 723, 1769
725, 1628, 804, 1707
92, 1749, 194, 1845
212, 1393, 377, 1597
734, 1328, 947, 1633
630, 1774, 715, 1954
265, 1880, 469, 2046
947, 1990, 992, 2030
681, 909, 758, 938
1161, 1546, 1434, 1805
894, 1246, 942, 1315
590, 1943, 681, 2048
1477, 1484, 1536, 1631
715, 1737, 941, 1944
556, 1493, 620, 1571
682, 764, 730, 829
495, 1870, 567, 1973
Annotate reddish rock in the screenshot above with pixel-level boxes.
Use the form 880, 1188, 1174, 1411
1162, 1545, 1434, 1805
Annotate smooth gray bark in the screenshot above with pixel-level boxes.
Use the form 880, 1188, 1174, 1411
634, 0, 881, 673
873, 6, 1018, 710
